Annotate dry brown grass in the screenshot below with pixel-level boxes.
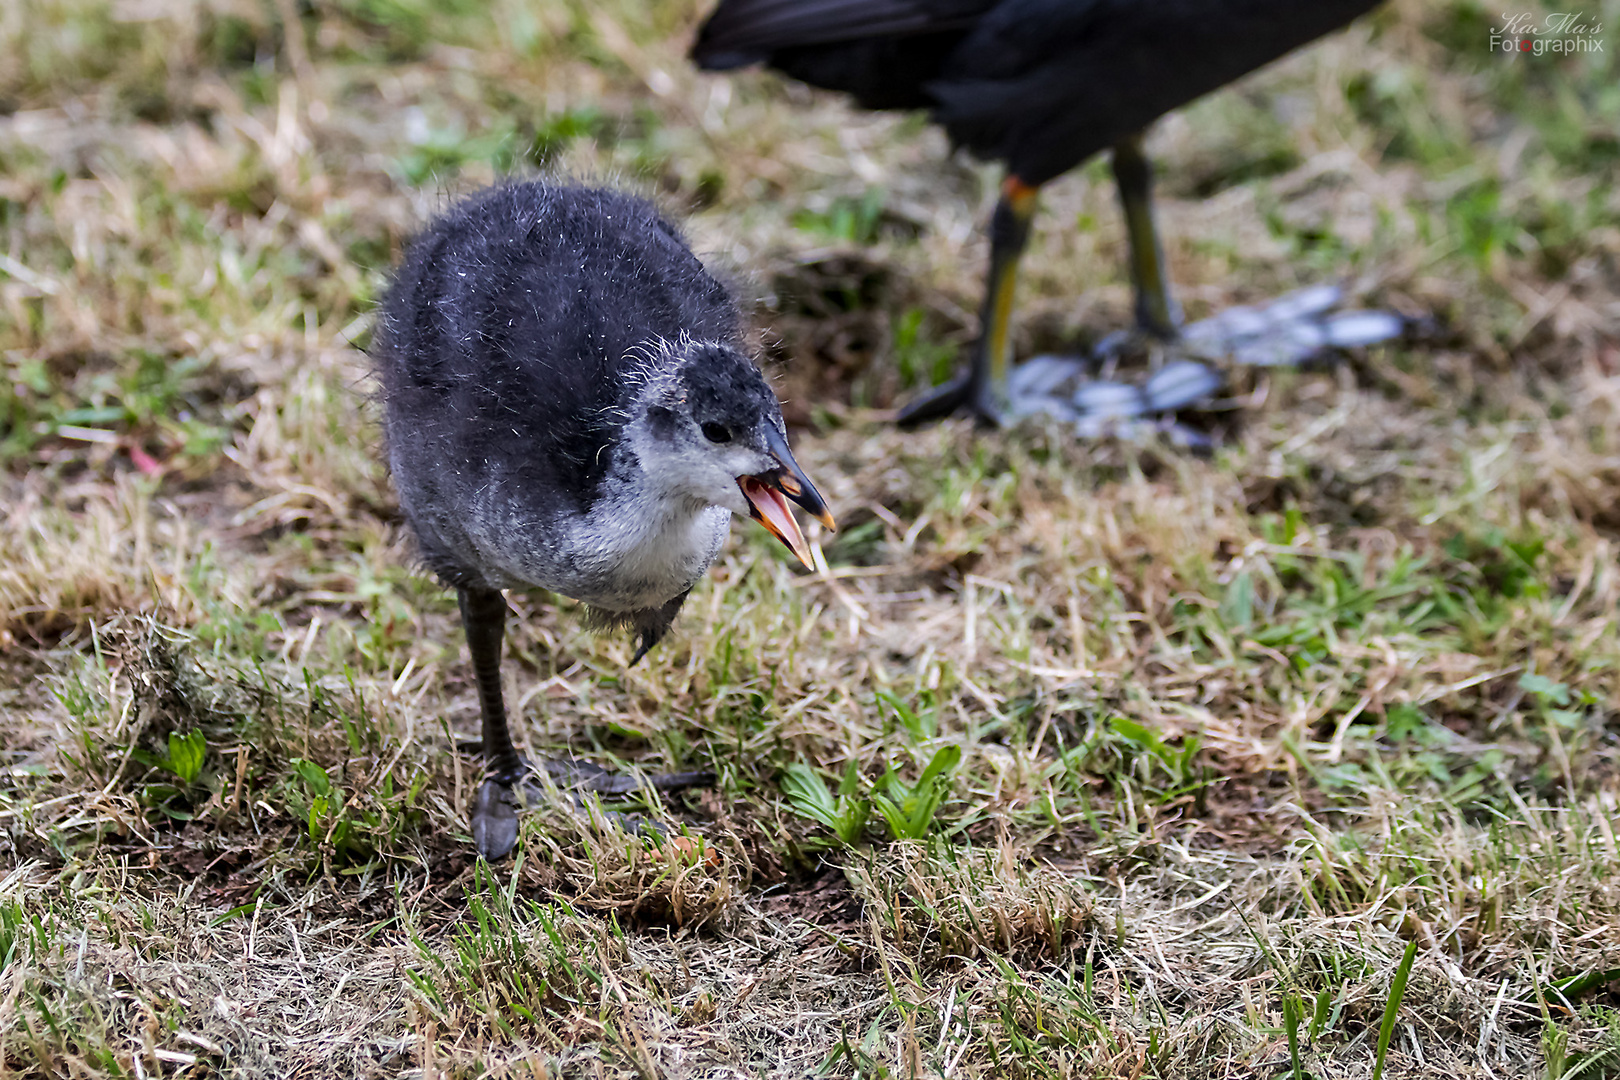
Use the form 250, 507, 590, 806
2, 0, 1619, 1076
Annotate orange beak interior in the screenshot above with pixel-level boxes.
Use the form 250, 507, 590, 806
740, 477, 816, 570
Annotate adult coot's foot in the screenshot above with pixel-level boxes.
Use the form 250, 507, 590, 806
374, 182, 834, 859
978, 284, 1406, 443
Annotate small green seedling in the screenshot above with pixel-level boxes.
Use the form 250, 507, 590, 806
872, 745, 961, 841
1109, 717, 1206, 802
291, 758, 337, 844
128, 729, 208, 786
124, 729, 212, 819
792, 187, 889, 246
877, 689, 941, 743
781, 760, 871, 847
164, 730, 207, 785
1518, 673, 1570, 706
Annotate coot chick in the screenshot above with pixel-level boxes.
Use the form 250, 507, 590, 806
374, 181, 835, 859
693, 0, 1400, 428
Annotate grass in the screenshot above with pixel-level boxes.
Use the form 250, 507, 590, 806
2, 0, 1619, 1074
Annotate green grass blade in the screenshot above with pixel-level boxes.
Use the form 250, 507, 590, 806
1284, 993, 1305, 1080
1373, 940, 1419, 1080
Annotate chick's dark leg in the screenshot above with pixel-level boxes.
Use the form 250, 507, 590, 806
460, 586, 525, 859
458, 587, 715, 860
897, 175, 1039, 428
1112, 134, 1182, 340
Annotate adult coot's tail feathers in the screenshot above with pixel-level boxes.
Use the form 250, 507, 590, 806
694, 0, 987, 110
693, 0, 976, 66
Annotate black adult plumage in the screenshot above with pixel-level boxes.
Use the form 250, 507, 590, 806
375, 181, 834, 859
693, 0, 1392, 427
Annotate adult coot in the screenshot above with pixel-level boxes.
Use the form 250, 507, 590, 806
693, 0, 1398, 427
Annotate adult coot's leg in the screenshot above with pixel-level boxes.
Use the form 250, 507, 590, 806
1112, 135, 1182, 341
897, 176, 1040, 429
458, 587, 715, 860
1106, 135, 1403, 370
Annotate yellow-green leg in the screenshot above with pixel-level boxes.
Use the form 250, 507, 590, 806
1111, 134, 1181, 340
897, 176, 1039, 428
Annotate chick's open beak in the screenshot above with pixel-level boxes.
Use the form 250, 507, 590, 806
739, 424, 835, 571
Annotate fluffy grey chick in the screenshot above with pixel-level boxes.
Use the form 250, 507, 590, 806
374, 181, 834, 859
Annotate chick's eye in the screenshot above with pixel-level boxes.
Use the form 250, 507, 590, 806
701, 422, 732, 444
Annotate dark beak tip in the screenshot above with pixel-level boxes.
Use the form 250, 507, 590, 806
757, 422, 834, 531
